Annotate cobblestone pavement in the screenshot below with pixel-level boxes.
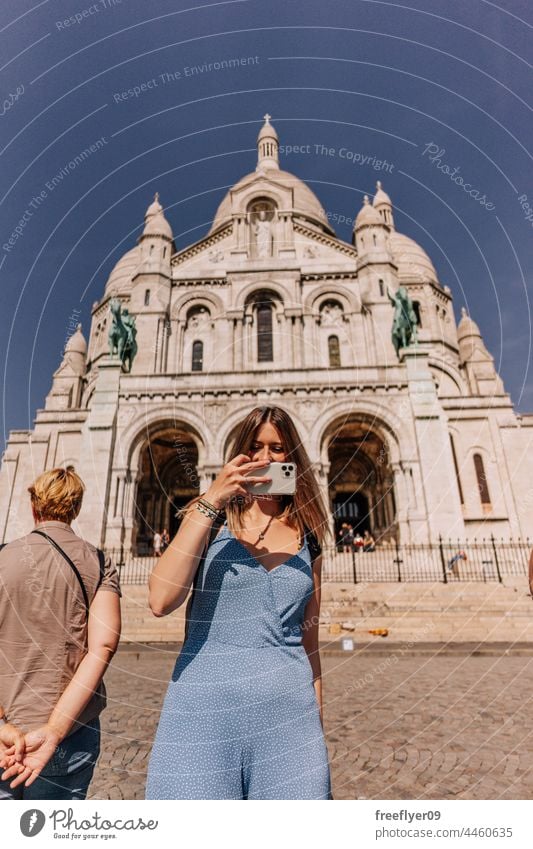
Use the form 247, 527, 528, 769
89, 645, 533, 800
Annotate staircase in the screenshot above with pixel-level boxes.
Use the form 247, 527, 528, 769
320, 578, 533, 643
120, 578, 533, 644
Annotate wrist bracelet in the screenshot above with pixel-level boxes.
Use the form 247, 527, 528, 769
196, 501, 218, 520
199, 497, 222, 515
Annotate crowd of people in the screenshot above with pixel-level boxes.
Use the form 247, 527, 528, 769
337, 523, 376, 553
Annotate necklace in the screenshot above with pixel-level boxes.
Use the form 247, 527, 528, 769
254, 514, 302, 550
256, 513, 275, 542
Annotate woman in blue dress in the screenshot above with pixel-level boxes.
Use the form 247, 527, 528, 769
146, 406, 332, 800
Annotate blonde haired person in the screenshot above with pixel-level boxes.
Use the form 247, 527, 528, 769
0, 467, 121, 799
147, 407, 333, 799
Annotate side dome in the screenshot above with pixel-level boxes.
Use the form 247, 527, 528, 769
208, 168, 333, 235
457, 307, 482, 341
354, 195, 384, 230
388, 231, 438, 284
104, 246, 141, 296
143, 193, 173, 240
65, 324, 87, 356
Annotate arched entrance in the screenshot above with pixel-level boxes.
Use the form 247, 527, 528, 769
325, 418, 397, 543
134, 425, 200, 554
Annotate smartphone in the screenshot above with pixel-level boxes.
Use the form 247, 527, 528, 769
244, 461, 297, 495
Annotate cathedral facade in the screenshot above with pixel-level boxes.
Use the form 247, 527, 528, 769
1, 116, 532, 552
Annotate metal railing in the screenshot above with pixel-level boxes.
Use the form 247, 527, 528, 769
322, 537, 530, 583
109, 536, 531, 585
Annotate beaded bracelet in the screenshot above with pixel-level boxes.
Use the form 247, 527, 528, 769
199, 496, 223, 514
196, 497, 224, 520
196, 502, 218, 520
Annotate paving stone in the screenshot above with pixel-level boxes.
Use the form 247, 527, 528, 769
88, 647, 533, 800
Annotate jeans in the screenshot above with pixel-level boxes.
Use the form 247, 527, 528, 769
0, 717, 100, 800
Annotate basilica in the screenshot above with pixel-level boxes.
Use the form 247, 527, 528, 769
1, 116, 532, 553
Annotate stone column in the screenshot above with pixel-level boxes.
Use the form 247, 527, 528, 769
75, 358, 121, 547
232, 315, 244, 371
403, 347, 465, 540
105, 468, 127, 550
391, 461, 410, 540
123, 471, 141, 554
178, 319, 186, 373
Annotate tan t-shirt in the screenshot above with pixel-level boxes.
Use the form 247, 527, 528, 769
0, 520, 121, 734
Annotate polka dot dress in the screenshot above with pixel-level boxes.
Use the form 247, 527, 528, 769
145, 523, 332, 800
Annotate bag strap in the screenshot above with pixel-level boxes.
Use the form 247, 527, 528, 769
32, 530, 90, 617
96, 548, 105, 591
183, 513, 226, 644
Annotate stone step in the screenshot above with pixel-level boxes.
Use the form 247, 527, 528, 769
119, 582, 533, 643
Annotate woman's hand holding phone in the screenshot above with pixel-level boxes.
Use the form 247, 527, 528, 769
203, 454, 271, 510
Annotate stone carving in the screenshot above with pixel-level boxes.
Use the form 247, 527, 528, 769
299, 399, 327, 424
320, 302, 344, 326
108, 299, 138, 372
208, 249, 224, 263
204, 401, 227, 427
187, 307, 210, 329
388, 286, 418, 357
253, 210, 273, 257
304, 245, 318, 258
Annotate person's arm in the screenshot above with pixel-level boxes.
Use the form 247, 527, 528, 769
302, 555, 324, 726
0, 705, 25, 765
149, 501, 219, 617
1, 589, 121, 789
148, 455, 270, 617
529, 548, 533, 597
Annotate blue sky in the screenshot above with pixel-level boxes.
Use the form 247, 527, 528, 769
1, 0, 532, 450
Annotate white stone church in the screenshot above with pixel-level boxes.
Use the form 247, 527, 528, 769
1, 116, 532, 553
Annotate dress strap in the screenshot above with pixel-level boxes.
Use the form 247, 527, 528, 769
304, 528, 322, 564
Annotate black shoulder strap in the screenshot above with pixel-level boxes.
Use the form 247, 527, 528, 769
184, 514, 226, 643
304, 528, 322, 565
32, 530, 90, 617
96, 548, 105, 591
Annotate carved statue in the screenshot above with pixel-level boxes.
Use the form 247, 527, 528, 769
253, 209, 272, 257
388, 286, 418, 357
108, 299, 138, 372
321, 303, 343, 326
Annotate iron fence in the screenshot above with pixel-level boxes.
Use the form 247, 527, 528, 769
108, 536, 531, 585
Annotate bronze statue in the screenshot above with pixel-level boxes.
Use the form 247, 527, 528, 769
388, 286, 418, 357
108, 299, 138, 372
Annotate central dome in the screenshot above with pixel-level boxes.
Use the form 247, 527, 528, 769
209, 115, 334, 236
209, 167, 333, 235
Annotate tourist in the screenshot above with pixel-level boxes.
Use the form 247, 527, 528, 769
146, 406, 333, 799
447, 550, 467, 577
363, 530, 376, 552
352, 531, 364, 552
160, 528, 170, 553
0, 467, 121, 800
338, 522, 353, 553
153, 530, 162, 557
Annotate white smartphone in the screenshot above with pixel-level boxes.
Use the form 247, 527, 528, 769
244, 461, 297, 495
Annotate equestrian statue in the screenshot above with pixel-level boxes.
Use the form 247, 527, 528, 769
108, 299, 138, 372
387, 286, 418, 358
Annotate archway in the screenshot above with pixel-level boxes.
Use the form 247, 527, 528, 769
134, 425, 200, 554
325, 418, 397, 542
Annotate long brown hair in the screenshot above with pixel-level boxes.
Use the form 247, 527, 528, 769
181, 406, 331, 547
